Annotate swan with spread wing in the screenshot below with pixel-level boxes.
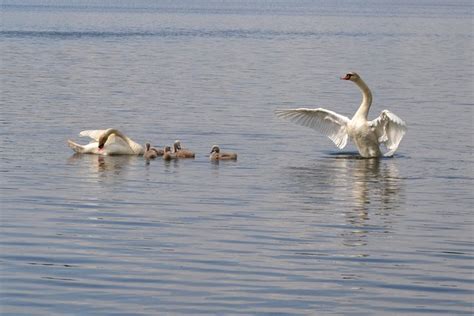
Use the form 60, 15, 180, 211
275, 72, 407, 158
68, 128, 145, 155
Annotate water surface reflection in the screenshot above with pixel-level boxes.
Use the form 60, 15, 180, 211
284, 154, 405, 248
342, 156, 403, 213
67, 154, 139, 179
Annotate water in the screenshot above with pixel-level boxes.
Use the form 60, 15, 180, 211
1, 1, 473, 315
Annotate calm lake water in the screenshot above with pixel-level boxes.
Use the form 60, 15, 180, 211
1, 1, 473, 315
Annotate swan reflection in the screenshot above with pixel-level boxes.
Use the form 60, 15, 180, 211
67, 153, 138, 176
341, 157, 403, 247
284, 154, 404, 247
347, 157, 402, 213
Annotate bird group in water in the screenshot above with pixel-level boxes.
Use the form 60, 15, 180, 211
144, 140, 236, 162
67, 129, 238, 162
68, 72, 407, 160
144, 140, 197, 161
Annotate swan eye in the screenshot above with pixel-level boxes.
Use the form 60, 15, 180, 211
341, 73, 353, 80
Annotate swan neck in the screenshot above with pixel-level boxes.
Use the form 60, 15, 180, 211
353, 79, 372, 119
100, 128, 144, 154
104, 128, 128, 143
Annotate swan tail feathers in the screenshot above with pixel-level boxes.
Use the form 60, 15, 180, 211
383, 150, 396, 158
68, 140, 85, 153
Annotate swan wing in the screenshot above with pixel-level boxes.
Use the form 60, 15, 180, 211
70, 130, 141, 155
104, 134, 133, 149
370, 110, 407, 156
275, 108, 351, 149
79, 130, 107, 141
85, 129, 143, 154
68, 140, 100, 154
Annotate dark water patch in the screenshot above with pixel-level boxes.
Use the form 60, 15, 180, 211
3, 1, 473, 18
374, 306, 473, 315
0, 29, 416, 40
376, 282, 471, 294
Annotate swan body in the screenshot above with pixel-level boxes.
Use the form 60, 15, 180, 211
275, 72, 407, 158
145, 143, 164, 157
150, 146, 164, 156
144, 143, 158, 160
173, 140, 195, 158
68, 128, 145, 155
162, 146, 178, 161
209, 145, 237, 161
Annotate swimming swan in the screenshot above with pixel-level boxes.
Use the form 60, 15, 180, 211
173, 140, 195, 158
144, 143, 158, 160
209, 145, 237, 160
67, 128, 145, 155
150, 146, 164, 156
162, 146, 178, 161
275, 72, 407, 158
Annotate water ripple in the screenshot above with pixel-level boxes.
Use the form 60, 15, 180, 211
0, 29, 415, 40
1, 1, 473, 315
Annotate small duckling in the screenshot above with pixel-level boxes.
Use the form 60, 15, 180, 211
150, 146, 164, 156
209, 145, 237, 161
162, 146, 177, 161
173, 140, 195, 158
143, 143, 158, 160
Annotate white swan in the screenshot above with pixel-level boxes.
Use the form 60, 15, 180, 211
275, 72, 407, 158
67, 128, 145, 155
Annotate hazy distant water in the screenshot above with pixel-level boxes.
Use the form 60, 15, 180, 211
1, 1, 473, 315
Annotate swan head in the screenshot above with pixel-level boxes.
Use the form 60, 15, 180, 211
164, 146, 172, 153
98, 137, 106, 149
210, 145, 220, 154
174, 140, 182, 150
145, 143, 151, 151
341, 72, 360, 81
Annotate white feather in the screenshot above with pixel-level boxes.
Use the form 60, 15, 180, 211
370, 110, 407, 157
275, 108, 350, 149
79, 130, 107, 141
69, 129, 144, 155
275, 72, 407, 158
